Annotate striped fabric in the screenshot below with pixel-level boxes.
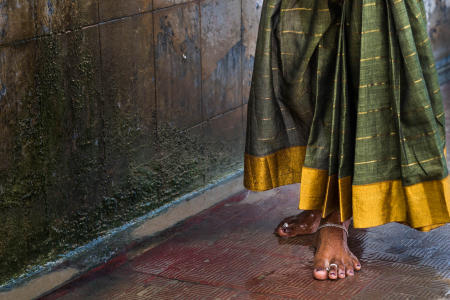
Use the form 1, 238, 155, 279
244, 0, 450, 231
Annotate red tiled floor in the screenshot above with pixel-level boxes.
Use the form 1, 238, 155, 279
41, 82, 450, 300
40, 183, 450, 300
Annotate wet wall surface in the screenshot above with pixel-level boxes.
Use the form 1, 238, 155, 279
0, 0, 262, 285
0, 0, 449, 290
424, 0, 450, 84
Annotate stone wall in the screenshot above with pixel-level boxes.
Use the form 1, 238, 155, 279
0, 0, 448, 287
424, 0, 450, 84
0, 0, 262, 285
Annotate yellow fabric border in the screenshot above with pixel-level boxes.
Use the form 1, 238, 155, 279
244, 146, 450, 232
352, 175, 450, 232
244, 146, 306, 191
297, 167, 352, 222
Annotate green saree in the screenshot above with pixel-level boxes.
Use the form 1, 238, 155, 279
244, 0, 450, 231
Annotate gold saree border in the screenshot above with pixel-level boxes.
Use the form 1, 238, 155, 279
244, 146, 306, 191
352, 175, 450, 232
298, 167, 450, 231
297, 167, 353, 222
244, 146, 450, 232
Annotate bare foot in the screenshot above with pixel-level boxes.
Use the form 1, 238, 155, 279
274, 210, 322, 237
312, 211, 361, 280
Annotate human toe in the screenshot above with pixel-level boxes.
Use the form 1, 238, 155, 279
345, 263, 354, 276
275, 221, 289, 236
353, 258, 361, 271
338, 265, 346, 279
328, 263, 338, 280
313, 263, 328, 280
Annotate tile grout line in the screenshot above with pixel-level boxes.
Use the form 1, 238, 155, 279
0, 1, 198, 49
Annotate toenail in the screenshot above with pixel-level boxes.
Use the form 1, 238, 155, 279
315, 268, 324, 272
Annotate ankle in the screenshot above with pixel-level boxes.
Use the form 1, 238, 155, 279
320, 210, 351, 229
321, 210, 342, 225
317, 212, 350, 242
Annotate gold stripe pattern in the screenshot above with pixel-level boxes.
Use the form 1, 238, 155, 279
401, 155, 441, 167
360, 81, 388, 88
417, 37, 429, 46
280, 8, 329, 12
281, 7, 312, 12
354, 157, 398, 165
281, 30, 323, 37
401, 130, 435, 142
399, 24, 411, 31
358, 106, 391, 115
361, 29, 381, 34
360, 55, 384, 62
402, 104, 431, 116
405, 51, 416, 58
356, 131, 397, 141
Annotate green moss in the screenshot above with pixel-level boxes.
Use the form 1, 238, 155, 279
0, 20, 243, 288
0, 28, 101, 284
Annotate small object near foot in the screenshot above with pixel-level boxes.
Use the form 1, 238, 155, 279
274, 210, 322, 237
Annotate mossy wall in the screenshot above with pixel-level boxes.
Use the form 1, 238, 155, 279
0, 0, 262, 285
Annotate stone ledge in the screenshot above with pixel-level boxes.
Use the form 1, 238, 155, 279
0, 170, 245, 300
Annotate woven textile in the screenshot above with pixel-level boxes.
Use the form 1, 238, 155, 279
244, 0, 450, 231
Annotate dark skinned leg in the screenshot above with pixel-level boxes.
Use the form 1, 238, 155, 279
274, 210, 322, 237
312, 210, 361, 280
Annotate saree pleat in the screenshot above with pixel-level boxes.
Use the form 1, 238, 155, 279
244, 0, 450, 231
